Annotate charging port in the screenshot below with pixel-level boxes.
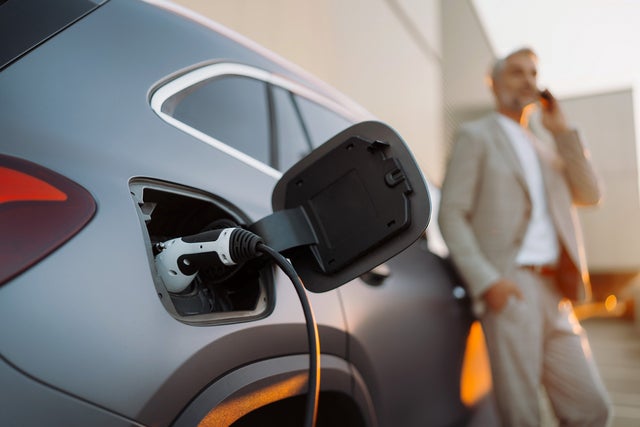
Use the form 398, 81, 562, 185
130, 179, 271, 325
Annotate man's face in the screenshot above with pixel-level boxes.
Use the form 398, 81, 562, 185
493, 53, 538, 113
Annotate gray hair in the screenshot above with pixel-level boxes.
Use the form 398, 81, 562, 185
489, 47, 538, 87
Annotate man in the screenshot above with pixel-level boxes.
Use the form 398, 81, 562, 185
438, 47, 611, 426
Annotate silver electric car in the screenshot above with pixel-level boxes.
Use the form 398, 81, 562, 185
0, 0, 493, 426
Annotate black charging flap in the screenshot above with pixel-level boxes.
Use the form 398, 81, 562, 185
258, 121, 430, 292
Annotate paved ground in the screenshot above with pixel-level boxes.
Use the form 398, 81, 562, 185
582, 317, 640, 427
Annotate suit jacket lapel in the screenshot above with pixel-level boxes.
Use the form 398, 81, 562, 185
488, 114, 530, 199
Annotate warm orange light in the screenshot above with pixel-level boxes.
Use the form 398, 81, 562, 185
460, 321, 492, 407
604, 294, 618, 312
197, 373, 308, 426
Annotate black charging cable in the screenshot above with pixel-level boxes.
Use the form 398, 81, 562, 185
231, 229, 320, 427
255, 242, 320, 427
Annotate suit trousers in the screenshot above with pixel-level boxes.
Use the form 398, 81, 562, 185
481, 267, 611, 427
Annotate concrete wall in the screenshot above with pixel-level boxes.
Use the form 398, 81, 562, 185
441, 0, 495, 156
561, 89, 640, 272
171, 0, 446, 184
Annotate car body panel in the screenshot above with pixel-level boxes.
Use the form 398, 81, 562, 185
340, 240, 473, 426
0, 356, 146, 427
0, 1, 347, 423
0, 1, 482, 425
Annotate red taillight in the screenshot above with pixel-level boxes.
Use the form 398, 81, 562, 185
0, 155, 96, 285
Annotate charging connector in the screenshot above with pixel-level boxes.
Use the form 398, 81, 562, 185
154, 228, 320, 427
154, 227, 262, 293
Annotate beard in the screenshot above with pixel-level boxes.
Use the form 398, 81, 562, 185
497, 90, 537, 113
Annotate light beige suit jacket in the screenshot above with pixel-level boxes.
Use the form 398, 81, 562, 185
438, 113, 601, 310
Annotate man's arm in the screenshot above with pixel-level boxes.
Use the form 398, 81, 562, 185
438, 127, 501, 300
554, 130, 602, 206
540, 90, 602, 206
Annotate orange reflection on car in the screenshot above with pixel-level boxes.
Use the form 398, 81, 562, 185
460, 320, 492, 407
198, 373, 308, 426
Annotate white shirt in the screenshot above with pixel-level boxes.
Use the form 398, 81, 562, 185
496, 115, 559, 266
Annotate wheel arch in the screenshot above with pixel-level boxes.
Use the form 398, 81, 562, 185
170, 354, 377, 426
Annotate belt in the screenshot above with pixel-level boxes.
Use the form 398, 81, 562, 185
519, 264, 557, 277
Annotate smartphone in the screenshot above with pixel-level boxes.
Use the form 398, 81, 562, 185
539, 89, 552, 109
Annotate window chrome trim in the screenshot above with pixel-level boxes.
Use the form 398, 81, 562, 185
144, 0, 371, 117
150, 62, 360, 178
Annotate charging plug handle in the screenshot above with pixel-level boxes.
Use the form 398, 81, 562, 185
154, 228, 262, 293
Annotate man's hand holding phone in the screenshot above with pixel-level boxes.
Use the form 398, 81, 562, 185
539, 88, 570, 134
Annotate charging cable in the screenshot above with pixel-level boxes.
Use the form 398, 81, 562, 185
155, 228, 320, 427
256, 242, 320, 427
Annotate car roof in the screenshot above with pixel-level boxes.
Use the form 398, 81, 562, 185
0, 0, 107, 71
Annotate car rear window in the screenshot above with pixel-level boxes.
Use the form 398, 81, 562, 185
171, 75, 271, 166
151, 63, 358, 176
294, 95, 353, 148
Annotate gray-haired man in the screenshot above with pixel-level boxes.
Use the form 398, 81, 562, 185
439, 48, 611, 426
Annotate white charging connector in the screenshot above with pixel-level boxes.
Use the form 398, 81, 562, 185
155, 228, 239, 293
